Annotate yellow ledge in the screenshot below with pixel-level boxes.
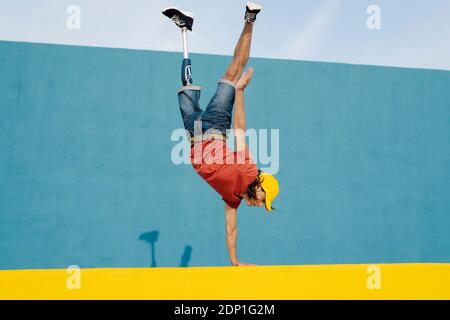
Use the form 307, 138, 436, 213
1, 264, 449, 300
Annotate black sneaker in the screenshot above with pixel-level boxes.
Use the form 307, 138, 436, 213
245, 1, 263, 24
162, 6, 194, 31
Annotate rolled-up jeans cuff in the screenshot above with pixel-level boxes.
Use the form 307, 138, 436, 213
218, 79, 236, 88
178, 85, 202, 94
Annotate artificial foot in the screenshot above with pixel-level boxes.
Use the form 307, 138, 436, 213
162, 6, 194, 31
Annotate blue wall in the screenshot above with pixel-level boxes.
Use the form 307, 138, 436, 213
1, 41, 449, 270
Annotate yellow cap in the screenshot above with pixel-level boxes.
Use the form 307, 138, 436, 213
260, 173, 279, 212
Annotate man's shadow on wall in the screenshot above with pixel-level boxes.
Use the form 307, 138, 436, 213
180, 245, 193, 267
139, 230, 193, 268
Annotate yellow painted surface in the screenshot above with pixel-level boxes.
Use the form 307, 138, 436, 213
1, 264, 449, 300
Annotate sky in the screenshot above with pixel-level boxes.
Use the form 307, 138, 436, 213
0, 0, 449, 70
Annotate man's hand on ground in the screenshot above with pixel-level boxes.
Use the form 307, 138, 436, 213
236, 67, 254, 91
231, 260, 257, 267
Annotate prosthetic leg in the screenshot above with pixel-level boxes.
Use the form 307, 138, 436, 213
181, 28, 193, 86
162, 6, 195, 86
163, 6, 201, 138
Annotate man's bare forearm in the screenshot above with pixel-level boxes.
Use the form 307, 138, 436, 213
233, 67, 253, 152
234, 89, 246, 132
226, 229, 238, 265
233, 89, 246, 153
225, 204, 239, 265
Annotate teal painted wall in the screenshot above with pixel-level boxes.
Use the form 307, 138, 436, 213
1, 41, 449, 270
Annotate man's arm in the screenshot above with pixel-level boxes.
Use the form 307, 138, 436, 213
234, 67, 254, 153
224, 203, 255, 266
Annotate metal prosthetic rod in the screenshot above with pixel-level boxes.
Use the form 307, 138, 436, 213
181, 28, 193, 86
182, 27, 189, 59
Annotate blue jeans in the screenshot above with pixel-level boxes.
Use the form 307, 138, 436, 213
177, 79, 236, 137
